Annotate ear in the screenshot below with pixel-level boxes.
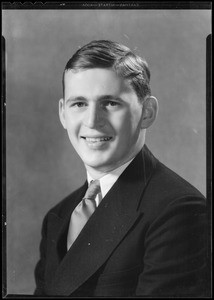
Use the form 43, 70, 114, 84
59, 98, 67, 129
141, 96, 158, 129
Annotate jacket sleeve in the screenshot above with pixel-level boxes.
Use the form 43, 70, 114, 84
136, 196, 210, 297
34, 213, 48, 296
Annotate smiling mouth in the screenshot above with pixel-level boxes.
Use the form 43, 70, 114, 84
82, 136, 112, 143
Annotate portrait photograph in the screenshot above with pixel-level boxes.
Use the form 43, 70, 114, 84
2, 2, 211, 297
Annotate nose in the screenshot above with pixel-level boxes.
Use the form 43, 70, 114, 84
83, 104, 105, 128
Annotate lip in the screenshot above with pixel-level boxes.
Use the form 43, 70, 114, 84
81, 136, 113, 149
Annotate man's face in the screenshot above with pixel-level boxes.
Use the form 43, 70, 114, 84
59, 68, 145, 174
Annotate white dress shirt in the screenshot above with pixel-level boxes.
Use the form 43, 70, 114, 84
87, 158, 134, 207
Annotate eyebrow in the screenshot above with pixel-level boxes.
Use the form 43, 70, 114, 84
65, 95, 124, 104
99, 95, 124, 102
65, 96, 86, 104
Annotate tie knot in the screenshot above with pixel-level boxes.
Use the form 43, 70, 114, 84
83, 180, 101, 200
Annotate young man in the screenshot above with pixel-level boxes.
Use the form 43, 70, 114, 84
34, 40, 209, 297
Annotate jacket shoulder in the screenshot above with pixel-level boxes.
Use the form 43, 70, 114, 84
140, 145, 205, 201
141, 159, 206, 220
154, 161, 205, 198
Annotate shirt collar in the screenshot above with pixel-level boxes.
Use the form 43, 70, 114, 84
87, 158, 135, 199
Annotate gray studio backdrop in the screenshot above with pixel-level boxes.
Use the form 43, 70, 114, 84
2, 9, 211, 294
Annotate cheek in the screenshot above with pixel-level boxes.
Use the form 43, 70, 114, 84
113, 111, 139, 138
65, 114, 81, 134
65, 126, 79, 148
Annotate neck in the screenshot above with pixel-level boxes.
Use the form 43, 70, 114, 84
85, 167, 109, 180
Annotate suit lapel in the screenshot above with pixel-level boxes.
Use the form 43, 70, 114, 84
48, 145, 157, 295
46, 183, 88, 261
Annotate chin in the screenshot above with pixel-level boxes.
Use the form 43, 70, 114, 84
82, 152, 109, 163
85, 161, 108, 170
83, 157, 113, 171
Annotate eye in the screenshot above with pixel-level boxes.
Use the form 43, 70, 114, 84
104, 101, 120, 108
70, 102, 87, 108
107, 101, 118, 106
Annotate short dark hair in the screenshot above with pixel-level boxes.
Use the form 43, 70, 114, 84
62, 40, 151, 101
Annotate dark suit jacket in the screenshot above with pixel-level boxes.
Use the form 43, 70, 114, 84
34, 145, 210, 297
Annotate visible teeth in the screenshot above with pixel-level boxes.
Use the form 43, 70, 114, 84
85, 137, 111, 142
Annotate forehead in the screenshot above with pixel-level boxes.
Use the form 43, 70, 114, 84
64, 68, 134, 98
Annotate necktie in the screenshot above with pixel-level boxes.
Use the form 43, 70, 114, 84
67, 180, 101, 250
